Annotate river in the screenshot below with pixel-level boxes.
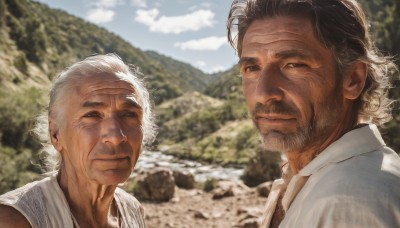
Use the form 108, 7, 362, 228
133, 151, 245, 183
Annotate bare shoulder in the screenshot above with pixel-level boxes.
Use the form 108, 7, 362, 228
0, 205, 31, 228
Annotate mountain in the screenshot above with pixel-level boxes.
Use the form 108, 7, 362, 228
0, 0, 213, 104
204, 66, 242, 99
145, 51, 220, 92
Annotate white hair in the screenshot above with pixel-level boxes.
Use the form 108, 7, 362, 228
34, 53, 157, 172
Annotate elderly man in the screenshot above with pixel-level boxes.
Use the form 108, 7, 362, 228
227, 0, 400, 227
0, 54, 155, 227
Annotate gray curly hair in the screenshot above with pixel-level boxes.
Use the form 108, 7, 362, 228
34, 53, 157, 172
227, 0, 398, 125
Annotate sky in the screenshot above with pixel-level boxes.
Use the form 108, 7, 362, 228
33, 0, 239, 74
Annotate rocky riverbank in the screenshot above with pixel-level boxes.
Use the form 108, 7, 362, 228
142, 187, 267, 228
124, 167, 273, 228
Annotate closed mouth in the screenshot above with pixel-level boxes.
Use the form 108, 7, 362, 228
255, 113, 296, 121
95, 156, 130, 161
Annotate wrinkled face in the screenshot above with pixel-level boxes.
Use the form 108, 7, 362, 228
55, 73, 144, 185
240, 16, 345, 153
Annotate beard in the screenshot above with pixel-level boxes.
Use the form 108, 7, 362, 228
252, 90, 343, 153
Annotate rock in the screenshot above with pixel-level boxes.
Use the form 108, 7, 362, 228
212, 186, 234, 199
237, 207, 262, 217
173, 170, 196, 189
193, 210, 209, 220
256, 181, 273, 197
212, 181, 252, 199
211, 210, 225, 219
134, 167, 175, 202
234, 218, 260, 228
235, 207, 262, 228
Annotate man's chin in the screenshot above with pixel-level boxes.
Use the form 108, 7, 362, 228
94, 169, 131, 185
262, 133, 285, 152
261, 132, 304, 153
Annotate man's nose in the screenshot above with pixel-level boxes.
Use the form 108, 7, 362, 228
254, 65, 284, 104
101, 116, 127, 145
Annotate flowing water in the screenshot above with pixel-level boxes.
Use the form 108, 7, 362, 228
134, 151, 245, 182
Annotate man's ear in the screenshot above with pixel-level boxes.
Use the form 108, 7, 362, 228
343, 60, 367, 100
49, 118, 62, 152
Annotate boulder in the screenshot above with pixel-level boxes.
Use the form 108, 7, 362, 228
256, 181, 273, 197
173, 170, 196, 189
193, 210, 209, 220
134, 167, 175, 202
241, 149, 281, 187
212, 181, 251, 199
235, 207, 262, 228
234, 218, 260, 228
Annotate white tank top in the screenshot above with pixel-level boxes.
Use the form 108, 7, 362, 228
0, 175, 146, 228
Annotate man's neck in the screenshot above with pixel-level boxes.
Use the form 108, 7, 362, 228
285, 119, 359, 174
57, 168, 118, 227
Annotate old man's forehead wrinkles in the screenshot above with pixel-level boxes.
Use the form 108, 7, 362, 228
81, 101, 107, 108
80, 94, 142, 109
122, 96, 143, 110
81, 85, 136, 94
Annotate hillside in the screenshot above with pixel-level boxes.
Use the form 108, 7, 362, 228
0, 0, 212, 104
145, 51, 220, 92
0, 0, 225, 193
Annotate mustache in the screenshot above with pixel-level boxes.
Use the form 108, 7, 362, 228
252, 101, 299, 117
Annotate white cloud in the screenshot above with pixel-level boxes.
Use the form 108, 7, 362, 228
86, 8, 115, 23
211, 65, 226, 73
174, 36, 228, 51
201, 3, 213, 8
135, 8, 158, 24
131, 0, 147, 8
189, 3, 213, 11
196, 61, 207, 67
194, 61, 227, 73
135, 9, 215, 34
90, 0, 123, 8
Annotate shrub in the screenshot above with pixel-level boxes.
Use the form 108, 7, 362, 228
13, 53, 28, 75
203, 178, 218, 192
241, 148, 281, 187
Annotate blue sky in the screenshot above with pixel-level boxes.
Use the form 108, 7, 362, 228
34, 0, 238, 73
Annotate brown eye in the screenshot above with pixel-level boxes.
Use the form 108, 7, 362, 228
121, 111, 138, 118
286, 63, 308, 68
244, 65, 260, 73
83, 111, 102, 118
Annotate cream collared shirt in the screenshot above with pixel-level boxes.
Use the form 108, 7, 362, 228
261, 125, 400, 228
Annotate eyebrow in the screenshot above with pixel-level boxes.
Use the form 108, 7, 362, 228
81, 99, 142, 110
275, 50, 313, 60
81, 101, 106, 108
239, 50, 313, 65
238, 57, 259, 65
121, 99, 142, 110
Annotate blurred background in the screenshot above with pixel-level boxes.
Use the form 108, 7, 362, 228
0, 0, 398, 226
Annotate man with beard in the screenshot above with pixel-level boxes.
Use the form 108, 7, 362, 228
0, 54, 155, 227
227, 0, 400, 227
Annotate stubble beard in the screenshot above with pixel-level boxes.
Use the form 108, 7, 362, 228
255, 93, 343, 154
259, 124, 313, 153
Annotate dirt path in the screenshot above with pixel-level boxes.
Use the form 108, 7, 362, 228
142, 187, 267, 228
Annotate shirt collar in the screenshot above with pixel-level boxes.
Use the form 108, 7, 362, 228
298, 124, 385, 177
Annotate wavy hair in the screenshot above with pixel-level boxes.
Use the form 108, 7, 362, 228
227, 0, 398, 125
34, 53, 157, 172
